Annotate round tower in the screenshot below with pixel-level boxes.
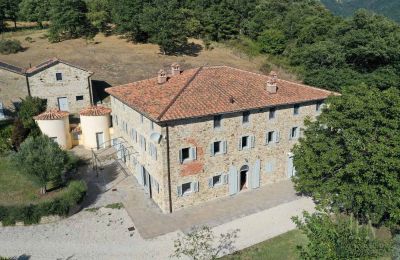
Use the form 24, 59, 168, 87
79, 106, 112, 149
34, 110, 72, 149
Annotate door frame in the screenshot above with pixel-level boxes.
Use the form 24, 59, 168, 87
57, 97, 69, 111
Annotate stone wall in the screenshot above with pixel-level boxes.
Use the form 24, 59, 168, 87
167, 101, 322, 211
28, 63, 92, 114
111, 97, 170, 213
0, 69, 28, 117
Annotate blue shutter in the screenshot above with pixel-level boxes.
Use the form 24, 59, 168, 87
177, 185, 182, 197
238, 138, 243, 151
210, 143, 215, 157
179, 149, 183, 164
191, 147, 197, 160
251, 136, 255, 148
228, 166, 238, 195
251, 159, 261, 189
192, 181, 199, 192
223, 174, 228, 184
208, 178, 213, 188
223, 141, 227, 154
275, 131, 280, 143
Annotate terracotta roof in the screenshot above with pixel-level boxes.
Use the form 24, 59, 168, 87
105, 66, 335, 122
34, 110, 69, 120
0, 61, 26, 75
80, 106, 111, 116
25, 57, 93, 75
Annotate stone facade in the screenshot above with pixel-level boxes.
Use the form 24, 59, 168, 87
0, 69, 28, 118
28, 63, 93, 114
111, 95, 324, 213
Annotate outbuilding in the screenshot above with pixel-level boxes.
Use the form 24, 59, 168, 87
79, 106, 112, 149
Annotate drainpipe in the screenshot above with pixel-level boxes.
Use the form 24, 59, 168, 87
25, 74, 31, 96
166, 125, 173, 213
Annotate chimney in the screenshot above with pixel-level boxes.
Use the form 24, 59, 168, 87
171, 63, 181, 76
270, 71, 278, 80
266, 79, 278, 94
157, 69, 167, 84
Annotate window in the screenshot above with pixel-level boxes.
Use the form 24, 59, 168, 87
210, 140, 227, 156
139, 135, 146, 151
290, 127, 300, 139
149, 143, 157, 160
316, 101, 323, 112
130, 128, 137, 143
76, 95, 84, 101
177, 181, 199, 196
56, 73, 62, 81
50, 137, 58, 142
293, 104, 300, 115
239, 135, 254, 150
179, 147, 197, 163
213, 175, 221, 186
150, 121, 154, 130
140, 114, 144, 124
242, 111, 250, 124
269, 107, 276, 120
213, 115, 222, 129
266, 131, 275, 144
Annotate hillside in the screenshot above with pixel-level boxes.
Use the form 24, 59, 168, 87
321, 0, 400, 22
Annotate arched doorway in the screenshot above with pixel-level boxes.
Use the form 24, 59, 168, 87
239, 165, 249, 191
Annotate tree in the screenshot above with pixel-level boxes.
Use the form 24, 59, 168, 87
258, 29, 287, 55
110, 0, 147, 42
11, 118, 28, 151
48, 0, 97, 42
0, 0, 21, 29
293, 211, 391, 259
140, 0, 189, 54
0, 124, 13, 155
12, 135, 68, 194
86, 0, 111, 33
394, 234, 400, 260
18, 0, 50, 28
172, 226, 239, 260
17, 96, 46, 135
292, 85, 400, 227
0, 0, 6, 32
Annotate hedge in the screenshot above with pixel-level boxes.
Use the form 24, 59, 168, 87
0, 180, 87, 226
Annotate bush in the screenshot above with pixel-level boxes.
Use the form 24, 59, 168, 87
0, 180, 87, 226
0, 40, 23, 54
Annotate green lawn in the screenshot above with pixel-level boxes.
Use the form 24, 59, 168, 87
0, 156, 41, 205
223, 229, 306, 260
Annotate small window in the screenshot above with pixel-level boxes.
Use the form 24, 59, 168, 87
56, 73, 62, 81
213, 115, 222, 129
76, 95, 84, 101
181, 148, 190, 161
241, 136, 250, 149
269, 107, 276, 120
242, 111, 250, 124
50, 137, 58, 142
290, 127, 299, 139
213, 141, 221, 154
213, 175, 222, 186
267, 131, 275, 144
293, 104, 300, 115
182, 182, 192, 195
316, 101, 323, 112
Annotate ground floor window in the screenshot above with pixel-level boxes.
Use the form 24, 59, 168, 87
177, 181, 199, 196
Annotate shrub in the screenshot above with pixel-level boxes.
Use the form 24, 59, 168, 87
0, 180, 87, 226
0, 40, 23, 54
24, 36, 34, 43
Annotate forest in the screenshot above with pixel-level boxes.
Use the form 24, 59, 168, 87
0, 0, 399, 92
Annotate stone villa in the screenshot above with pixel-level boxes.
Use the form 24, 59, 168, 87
105, 64, 333, 213
0, 58, 94, 118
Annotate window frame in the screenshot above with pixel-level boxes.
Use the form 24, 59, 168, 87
182, 182, 193, 195
269, 107, 276, 120
266, 131, 275, 144
213, 115, 222, 129
242, 111, 250, 124
293, 104, 300, 115
290, 126, 299, 139
55, 72, 63, 81
75, 95, 84, 101
212, 175, 222, 186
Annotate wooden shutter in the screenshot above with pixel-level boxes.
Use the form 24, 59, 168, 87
238, 138, 243, 151
177, 185, 182, 197
275, 131, 280, 143
265, 161, 274, 173
228, 166, 238, 195
210, 143, 215, 157
251, 136, 255, 148
192, 181, 199, 192
179, 149, 183, 164
208, 178, 213, 188
223, 174, 228, 184
191, 147, 197, 160
251, 159, 261, 189
223, 141, 227, 154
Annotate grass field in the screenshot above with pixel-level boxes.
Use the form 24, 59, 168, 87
223, 229, 306, 260
0, 157, 40, 205
0, 28, 299, 103
0, 156, 69, 206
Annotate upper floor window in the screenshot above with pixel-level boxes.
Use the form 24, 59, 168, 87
266, 130, 279, 144
179, 147, 197, 164
293, 104, 300, 115
269, 107, 276, 120
242, 111, 250, 124
210, 140, 227, 156
213, 115, 222, 129
290, 127, 300, 140
56, 73, 63, 81
239, 135, 254, 150
76, 95, 84, 101
316, 101, 323, 112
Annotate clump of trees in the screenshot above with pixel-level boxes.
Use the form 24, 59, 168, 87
0, 39, 23, 54
12, 135, 69, 194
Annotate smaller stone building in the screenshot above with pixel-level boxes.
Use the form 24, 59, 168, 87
0, 58, 94, 118
106, 64, 335, 213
